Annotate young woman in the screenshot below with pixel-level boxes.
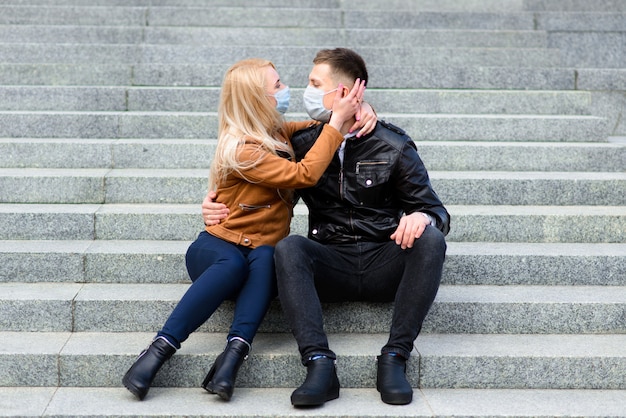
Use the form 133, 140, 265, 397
122, 58, 367, 402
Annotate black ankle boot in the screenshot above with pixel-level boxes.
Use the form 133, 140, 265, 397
122, 336, 176, 400
376, 354, 413, 405
201, 337, 250, 401
291, 356, 340, 407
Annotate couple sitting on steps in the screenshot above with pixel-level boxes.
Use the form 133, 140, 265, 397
122, 47, 450, 407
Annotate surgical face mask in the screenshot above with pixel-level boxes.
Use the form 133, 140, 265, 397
272, 86, 290, 114
303, 85, 337, 123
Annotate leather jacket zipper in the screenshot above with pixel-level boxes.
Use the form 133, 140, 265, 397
239, 203, 270, 211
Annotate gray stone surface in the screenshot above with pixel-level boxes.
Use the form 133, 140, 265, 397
0, 332, 68, 386
550, 32, 626, 68
1, 386, 625, 418
3, 282, 623, 334
431, 171, 626, 205
84, 240, 190, 283
0, 63, 133, 86
7, 168, 619, 205
4, 139, 623, 172
0, 86, 127, 111
131, 64, 578, 89
1, 240, 623, 285
0, 5, 147, 26
5, 203, 625, 242
417, 334, 626, 389
0, 112, 609, 140
577, 68, 626, 90
0, 240, 89, 282
537, 12, 626, 31
1, 1, 626, 416
444, 242, 626, 285
0, 283, 81, 331
0, 43, 562, 67
0, 204, 98, 240
525, 0, 626, 12
0, 138, 113, 169
344, 11, 535, 30
0, 168, 107, 203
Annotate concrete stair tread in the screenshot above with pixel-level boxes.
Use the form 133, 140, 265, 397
0, 86, 597, 115
3, 281, 625, 302
2, 138, 624, 172
1, 282, 623, 334
1, 203, 624, 243
0, 44, 562, 66
4, 167, 624, 178
0, 26, 550, 47
0, 1, 624, 414
3, 331, 626, 360
2, 168, 624, 205
3, 387, 626, 418
0, 63, 608, 90
1, 331, 625, 389
0, 111, 608, 141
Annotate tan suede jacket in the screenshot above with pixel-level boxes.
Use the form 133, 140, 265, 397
206, 121, 344, 248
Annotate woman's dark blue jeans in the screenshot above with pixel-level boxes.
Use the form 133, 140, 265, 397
158, 231, 277, 349
275, 226, 446, 363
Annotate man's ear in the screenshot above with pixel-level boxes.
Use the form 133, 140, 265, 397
341, 84, 351, 97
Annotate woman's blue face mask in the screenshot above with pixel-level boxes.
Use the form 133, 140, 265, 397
273, 86, 290, 114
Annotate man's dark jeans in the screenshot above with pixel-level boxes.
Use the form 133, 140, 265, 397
275, 226, 446, 363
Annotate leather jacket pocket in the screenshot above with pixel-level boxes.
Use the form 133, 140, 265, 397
355, 160, 391, 205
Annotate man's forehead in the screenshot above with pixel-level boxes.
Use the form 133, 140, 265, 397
309, 63, 333, 81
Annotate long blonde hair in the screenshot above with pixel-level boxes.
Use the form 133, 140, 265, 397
208, 58, 295, 190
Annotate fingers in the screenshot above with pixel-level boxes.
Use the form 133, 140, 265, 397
390, 214, 428, 249
201, 192, 229, 225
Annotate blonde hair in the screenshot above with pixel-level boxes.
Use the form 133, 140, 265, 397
208, 58, 294, 190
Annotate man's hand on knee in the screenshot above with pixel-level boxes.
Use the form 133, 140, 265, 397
390, 212, 430, 249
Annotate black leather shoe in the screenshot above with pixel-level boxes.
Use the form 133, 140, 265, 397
291, 356, 340, 407
376, 354, 413, 405
122, 336, 176, 400
202, 337, 250, 401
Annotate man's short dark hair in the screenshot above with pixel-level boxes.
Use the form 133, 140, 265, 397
313, 48, 368, 87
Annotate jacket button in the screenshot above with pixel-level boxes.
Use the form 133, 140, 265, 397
243, 238, 250, 244
312, 229, 318, 235
365, 179, 373, 186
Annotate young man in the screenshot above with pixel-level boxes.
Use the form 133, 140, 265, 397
203, 48, 450, 407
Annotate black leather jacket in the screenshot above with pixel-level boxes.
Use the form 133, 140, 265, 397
291, 121, 450, 244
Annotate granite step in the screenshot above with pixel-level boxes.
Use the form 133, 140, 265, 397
1, 282, 624, 334
0, 112, 609, 141
2, 168, 623, 205
1, 240, 623, 286
2, 138, 625, 172
0, 7, 541, 30
0, 63, 588, 89
0, 203, 624, 243
2, 386, 625, 417
0, 25, 549, 47
1, 331, 625, 389
0, 86, 595, 115
525, 0, 626, 12
0, 44, 562, 68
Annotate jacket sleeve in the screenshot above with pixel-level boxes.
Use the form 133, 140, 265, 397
233, 124, 343, 189
395, 140, 451, 235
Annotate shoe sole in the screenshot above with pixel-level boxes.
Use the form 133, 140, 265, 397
203, 382, 233, 401
380, 392, 412, 405
291, 389, 339, 407
122, 377, 146, 401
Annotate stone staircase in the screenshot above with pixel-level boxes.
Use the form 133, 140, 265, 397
1, 0, 625, 416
